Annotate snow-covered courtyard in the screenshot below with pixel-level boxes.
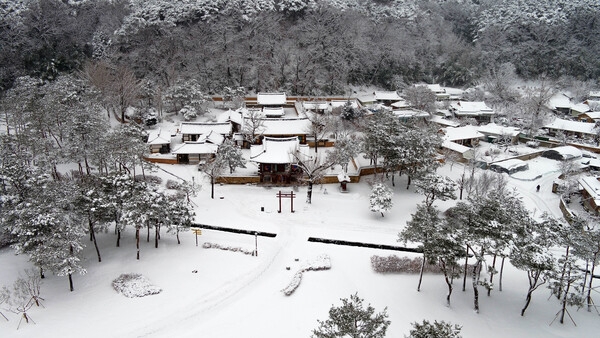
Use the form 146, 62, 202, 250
1, 159, 598, 338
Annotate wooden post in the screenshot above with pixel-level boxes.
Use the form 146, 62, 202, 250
290, 191, 295, 213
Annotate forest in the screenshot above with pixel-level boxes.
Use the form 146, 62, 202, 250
1, 0, 599, 96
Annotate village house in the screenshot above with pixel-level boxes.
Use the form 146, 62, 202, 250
543, 118, 598, 139
579, 176, 600, 214
449, 101, 495, 123
146, 129, 172, 154
172, 141, 219, 164
541, 145, 582, 161
252, 117, 313, 144
577, 111, 600, 123
417, 84, 450, 101
179, 122, 232, 142
554, 101, 590, 117
441, 125, 484, 147
357, 91, 402, 107
477, 123, 521, 144
249, 136, 310, 184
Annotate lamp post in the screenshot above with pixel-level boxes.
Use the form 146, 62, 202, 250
254, 232, 258, 257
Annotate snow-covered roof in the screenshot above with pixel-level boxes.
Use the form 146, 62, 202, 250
260, 118, 312, 135
442, 126, 484, 142
303, 101, 329, 111
542, 146, 582, 160
579, 111, 600, 120
450, 101, 494, 116
179, 122, 232, 136
478, 123, 520, 137
217, 109, 244, 125
249, 137, 309, 164
590, 91, 600, 99
422, 84, 445, 93
392, 109, 429, 119
374, 91, 402, 101
430, 115, 460, 127
263, 106, 285, 117
257, 92, 286, 106
330, 99, 359, 109
571, 103, 590, 114
490, 159, 529, 172
337, 172, 350, 183
391, 100, 411, 109
544, 118, 597, 135
198, 130, 225, 145
147, 129, 171, 145
579, 176, 600, 207
172, 142, 218, 155
442, 140, 474, 159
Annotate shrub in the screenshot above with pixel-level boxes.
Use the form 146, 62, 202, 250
370, 255, 442, 274
112, 273, 162, 298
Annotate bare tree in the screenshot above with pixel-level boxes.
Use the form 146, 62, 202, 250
242, 110, 266, 146
292, 151, 333, 204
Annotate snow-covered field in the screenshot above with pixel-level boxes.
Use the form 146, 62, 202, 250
1, 160, 598, 338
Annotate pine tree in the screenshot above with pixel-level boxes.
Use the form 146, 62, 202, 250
407, 320, 462, 338
217, 138, 246, 174
414, 173, 457, 207
312, 293, 390, 338
369, 183, 393, 217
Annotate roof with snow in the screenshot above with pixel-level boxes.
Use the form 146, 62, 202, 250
478, 123, 521, 137
450, 101, 494, 116
263, 106, 285, 117
330, 99, 359, 109
257, 92, 286, 106
217, 109, 244, 125
303, 101, 329, 111
542, 146, 582, 161
442, 126, 484, 142
579, 176, 600, 207
490, 159, 529, 174
374, 91, 402, 101
442, 140, 475, 159
147, 129, 171, 145
249, 137, 310, 164
179, 122, 232, 136
590, 91, 600, 99
172, 142, 218, 155
544, 118, 597, 135
392, 109, 429, 119
198, 130, 225, 145
260, 118, 312, 136
579, 111, 600, 120
430, 115, 460, 127
391, 100, 411, 109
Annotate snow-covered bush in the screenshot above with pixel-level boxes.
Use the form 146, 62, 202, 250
135, 175, 163, 185
166, 179, 183, 190
369, 183, 393, 217
180, 105, 198, 121
112, 274, 162, 298
202, 242, 254, 255
281, 254, 331, 296
526, 140, 539, 148
371, 255, 442, 274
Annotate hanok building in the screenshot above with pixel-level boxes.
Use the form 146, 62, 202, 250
578, 176, 600, 214
256, 92, 287, 118
543, 118, 598, 140
248, 117, 313, 145
179, 122, 232, 142
449, 101, 495, 123
147, 129, 172, 154
357, 91, 402, 107
250, 137, 310, 184
172, 142, 219, 164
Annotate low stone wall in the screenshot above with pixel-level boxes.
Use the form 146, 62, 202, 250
144, 157, 178, 164
215, 176, 261, 184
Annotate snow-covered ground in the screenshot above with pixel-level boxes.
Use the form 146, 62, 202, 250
1, 158, 598, 338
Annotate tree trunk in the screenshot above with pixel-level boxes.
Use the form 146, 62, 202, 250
307, 181, 313, 204
557, 246, 570, 300
68, 273, 74, 292
472, 262, 480, 313
441, 259, 453, 306
155, 225, 159, 248
136, 228, 140, 260
559, 276, 572, 324
147, 222, 150, 242
417, 256, 425, 292
177, 228, 181, 245
488, 254, 497, 296
521, 270, 543, 316
211, 177, 215, 199
406, 175, 411, 190
462, 245, 469, 292
499, 256, 505, 291
40, 267, 45, 279
588, 257, 597, 312
89, 219, 101, 262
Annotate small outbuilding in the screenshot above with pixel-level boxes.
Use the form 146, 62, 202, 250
490, 159, 529, 175
542, 146, 583, 161
337, 172, 351, 192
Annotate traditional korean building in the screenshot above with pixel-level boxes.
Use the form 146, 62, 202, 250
249, 137, 310, 184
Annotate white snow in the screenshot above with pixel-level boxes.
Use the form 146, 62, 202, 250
256, 92, 287, 106
1, 152, 599, 338
544, 118, 597, 135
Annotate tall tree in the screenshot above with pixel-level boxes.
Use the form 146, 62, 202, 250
369, 183, 393, 218
312, 293, 390, 338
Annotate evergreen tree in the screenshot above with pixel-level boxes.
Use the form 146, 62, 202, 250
217, 138, 246, 174
369, 183, 393, 217
312, 293, 390, 338
414, 173, 457, 207
407, 320, 462, 338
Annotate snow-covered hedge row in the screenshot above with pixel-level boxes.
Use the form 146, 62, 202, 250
281, 254, 331, 296
371, 255, 442, 274
202, 242, 254, 255
112, 273, 162, 298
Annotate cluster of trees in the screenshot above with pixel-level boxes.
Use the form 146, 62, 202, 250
400, 176, 600, 324
1, 0, 599, 97
0, 74, 196, 291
